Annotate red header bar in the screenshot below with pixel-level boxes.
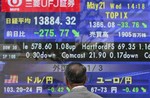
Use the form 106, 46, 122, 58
2, 0, 80, 12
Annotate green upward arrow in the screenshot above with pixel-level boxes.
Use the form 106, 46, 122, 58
72, 29, 80, 37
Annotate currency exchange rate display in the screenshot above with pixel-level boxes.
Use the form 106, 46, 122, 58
0, 0, 150, 98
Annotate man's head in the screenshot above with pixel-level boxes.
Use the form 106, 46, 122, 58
65, 63, 87, 89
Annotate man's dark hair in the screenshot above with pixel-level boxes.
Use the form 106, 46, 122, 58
65, 63, 87, 84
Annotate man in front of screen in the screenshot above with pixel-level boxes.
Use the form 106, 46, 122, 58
60, 63, 102, 98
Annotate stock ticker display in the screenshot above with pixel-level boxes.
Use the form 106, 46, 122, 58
0, 0, 150, 98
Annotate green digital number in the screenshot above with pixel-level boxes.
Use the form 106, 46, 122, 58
39, 29, 55, 37
57, 87, 64, 92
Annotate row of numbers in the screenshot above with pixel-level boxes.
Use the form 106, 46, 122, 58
34, 16, 76, 26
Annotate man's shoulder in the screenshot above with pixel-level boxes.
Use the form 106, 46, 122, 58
88, 91, 103, 98
59, 92, 73, 98
59, 91, 102, 98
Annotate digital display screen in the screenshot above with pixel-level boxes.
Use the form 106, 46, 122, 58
0, 0, 150, 98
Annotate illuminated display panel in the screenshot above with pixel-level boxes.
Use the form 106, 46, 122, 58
0, 0, 150, 98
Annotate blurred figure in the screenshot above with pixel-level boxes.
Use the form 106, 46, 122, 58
60, 63, 102, 98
